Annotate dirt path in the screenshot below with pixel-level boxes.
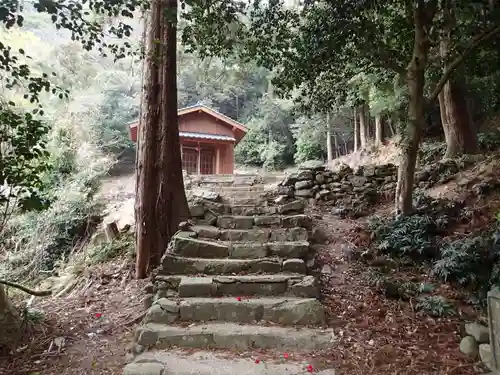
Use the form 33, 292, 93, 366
313, 208, 480, 375
0, 260, 147, 375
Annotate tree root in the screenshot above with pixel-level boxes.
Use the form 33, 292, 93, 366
0, 280, 51, 296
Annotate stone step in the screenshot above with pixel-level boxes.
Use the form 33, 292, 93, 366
217, 214, 312, 229
125, 350, 336, 375
170, 236, 310, 259
159, 254, 306, 275
144, 297, 325, 325
134, 322, 335, 352
191, 225, 309, 242
230, 200, 304, 216
226, 196, 268, 205
155, 274, 318, 298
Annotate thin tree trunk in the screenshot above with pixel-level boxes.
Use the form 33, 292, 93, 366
155, 0, 189, 267
333, 132, 339, 158
395, 2, 431, 215
375, 114, 384, 146
387, 116, 395, 136
0, 285, 22, 350
135, 2, 162, 279
353, 107, 359, 151
439, 0, 477, 159
326, 112, 333, 162
359, 103, 368, 148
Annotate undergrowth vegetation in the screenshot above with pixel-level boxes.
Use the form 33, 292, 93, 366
366, 191, 500, 312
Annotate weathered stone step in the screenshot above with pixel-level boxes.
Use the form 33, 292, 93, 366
230, 200, 304, 216
155, 274, 318, 298
144, 297, 325, 325
159, 254, 306, 275
191, 225, 308, 242
134, 322, 335, 352
170, 236, 310, 259
124, 350, 336, 375
216, 214, 312, 229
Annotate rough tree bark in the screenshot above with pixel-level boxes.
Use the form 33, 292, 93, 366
375, 114, 384, 146
154, 0, 190, 266
0, 285, 22, 350
358, 103, 368, 148
353, 107, 359, 152
135, 3, 162, 279
395, 2, 430, 215
439, 0, 477, 159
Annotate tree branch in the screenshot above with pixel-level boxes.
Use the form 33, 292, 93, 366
428, 24, 500, 104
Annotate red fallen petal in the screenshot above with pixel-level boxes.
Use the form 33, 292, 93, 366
95, 313, 102, 318
254, 359, 260, 364
306, 364, 314, 372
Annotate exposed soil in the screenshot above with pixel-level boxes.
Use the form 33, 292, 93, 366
311, 210, 485, 375
0, 259, 147, 375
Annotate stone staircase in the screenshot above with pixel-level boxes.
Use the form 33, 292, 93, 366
124, 183, 335, 375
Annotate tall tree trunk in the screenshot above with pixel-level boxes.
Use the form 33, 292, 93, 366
0, 285, 22, 350
333, 132, 339, 158
135, 2, 162, 279
154, 0, 189, 267
353, 107, 359, 152
395, 2, 431, 215
439, 0, 477, 159
375, 114, 384, 146
359, 103, 368, 148
326, 112, 333, 162
441, 81, 477, 158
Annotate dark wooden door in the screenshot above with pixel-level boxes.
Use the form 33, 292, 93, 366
200, 149, 215, 174
182, 148, 198, 175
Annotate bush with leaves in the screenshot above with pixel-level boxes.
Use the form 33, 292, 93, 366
416, 295, 456, 317
432, 230, 500, 301
368, 214, 440, 258
478, 128, 500, 151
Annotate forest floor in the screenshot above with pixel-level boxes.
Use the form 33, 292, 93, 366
0, 162, 493, 375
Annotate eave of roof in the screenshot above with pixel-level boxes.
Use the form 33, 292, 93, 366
179, 131, 235, 142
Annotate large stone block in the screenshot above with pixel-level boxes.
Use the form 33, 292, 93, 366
219, 229, 269, 242
254, 216, 281, 227
178, 277, 216, 297
172, 236, 229, 258
269, 228, 308, 242
217, 215, 254, 229
267, 241, 309, 258
488, 287, 500, 370
228, 243, 268, 259
214, 275, 288, 296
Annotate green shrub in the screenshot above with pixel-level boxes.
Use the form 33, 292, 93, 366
368, 214, 439, 257
87, 232, 135, 264
432, 231, 500, 299
0, 143, 111, 280
416, 296, 456, 317
478, 128, 500, 151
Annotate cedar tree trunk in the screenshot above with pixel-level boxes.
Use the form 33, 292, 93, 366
135, 2, 162, 279
358, 103, 368, 148
439, 0, 477, 159
326, 112, 333, 162
353, 107, 359, 151
154, 0, 189, 266
375, 114, 384, 146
